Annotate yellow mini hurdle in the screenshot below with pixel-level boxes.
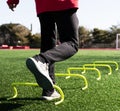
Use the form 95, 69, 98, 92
7, 82, 64, 105
93, 61, 119, 71
55, 73, 88, 90
83, 64, 112, 75
67, 67, 101, 80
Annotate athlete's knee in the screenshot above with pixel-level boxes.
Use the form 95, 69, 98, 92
69, 41, 79, 53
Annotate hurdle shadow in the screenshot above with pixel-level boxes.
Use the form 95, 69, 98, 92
0, 97, 49, 111
0, 97, 23, 111
0, 102, 24, 111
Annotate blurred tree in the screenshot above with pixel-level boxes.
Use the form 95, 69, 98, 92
78, 26, 92, 48
92, 28, 110, 43
0, 23, 41, 48
0, 24, 17, 46
12, 24, 31, 45
28, 33, 41, 48
110, 25, 120, 40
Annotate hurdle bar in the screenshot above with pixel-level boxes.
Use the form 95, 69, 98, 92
67, 67, 101, 80
83, 64, 112, 75
55, 73, 88, 90
93, 61, 119, 71
7, 82, 64, 105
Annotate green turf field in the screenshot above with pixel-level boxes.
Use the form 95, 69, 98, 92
0, 49, 120, 111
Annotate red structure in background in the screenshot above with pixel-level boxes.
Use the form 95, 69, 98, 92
0, 45, 30, 49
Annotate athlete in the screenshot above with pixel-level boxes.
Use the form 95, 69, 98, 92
7, 0, 79, 100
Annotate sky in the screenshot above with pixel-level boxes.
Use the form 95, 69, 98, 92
0, 0, 120, 34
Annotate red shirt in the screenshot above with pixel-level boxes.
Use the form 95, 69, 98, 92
35, 0, 78, 14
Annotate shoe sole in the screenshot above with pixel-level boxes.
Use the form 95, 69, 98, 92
40, 96, 60, 101
26, 58, 53, 90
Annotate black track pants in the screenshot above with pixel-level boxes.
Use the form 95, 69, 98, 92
38, 9, 79, 84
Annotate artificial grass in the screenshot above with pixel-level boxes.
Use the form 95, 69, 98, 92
0, 49, 120, 111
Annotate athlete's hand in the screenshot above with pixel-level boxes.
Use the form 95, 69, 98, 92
7, 0, 19, 11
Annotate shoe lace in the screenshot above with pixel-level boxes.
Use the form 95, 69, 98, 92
33, 55, 41, 62
43, 63, 49, 71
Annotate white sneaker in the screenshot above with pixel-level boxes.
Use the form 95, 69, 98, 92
26, 57, 53, 90
41, 90, 61, 101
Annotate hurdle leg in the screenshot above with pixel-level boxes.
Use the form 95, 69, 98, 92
53, 85, 64, 105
